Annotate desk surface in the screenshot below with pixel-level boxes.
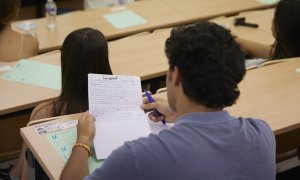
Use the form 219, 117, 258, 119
12, 0, 183, 53
0, 29, 169, 115
21, 113, 82, 180
0, 52, 61, 116
12, 0, 276, 53
154, 58, 300, 135
211, 8, 275, 47
160, 0, 275, 22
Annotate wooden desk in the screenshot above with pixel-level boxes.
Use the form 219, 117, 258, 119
154, 58, 300, 136
21, 113, 82, 180
109, 29, 169, 81
211, 8, 275, 49
0, 52, 61, 116
12, 0, 276, 53
160, 0, 276, 23
12, 0, 184, 53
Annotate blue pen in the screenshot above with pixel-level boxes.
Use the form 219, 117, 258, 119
144, 90, 166, 125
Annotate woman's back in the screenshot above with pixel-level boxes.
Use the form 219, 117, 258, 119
0, 0, 39, 62
0, 26, 38, 62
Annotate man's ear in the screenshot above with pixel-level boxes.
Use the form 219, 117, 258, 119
172, 66, 181, 86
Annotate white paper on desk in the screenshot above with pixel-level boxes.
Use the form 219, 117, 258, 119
0, 65, 11, 72
88, 74, 151, 159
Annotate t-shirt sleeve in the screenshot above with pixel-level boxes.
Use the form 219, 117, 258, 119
85, 143, 138, 180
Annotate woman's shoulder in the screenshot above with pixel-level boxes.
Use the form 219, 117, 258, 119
30, 101, 54, 121
0, 27, 38, 61
22, 32, 39, 58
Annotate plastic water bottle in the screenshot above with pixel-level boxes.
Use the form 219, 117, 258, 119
45, 0, 57, 29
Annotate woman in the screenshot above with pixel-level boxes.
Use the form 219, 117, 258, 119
0, 0, 38, 61
31, 28, 112, 119
9, 28, 113, 180
236, 0, 300, 60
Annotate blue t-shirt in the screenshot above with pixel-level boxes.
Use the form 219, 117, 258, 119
86, 111, 275, 180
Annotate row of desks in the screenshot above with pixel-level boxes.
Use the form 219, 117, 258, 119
20, 58, 300, 179
11, 0, 277, 53
0, 8, 276, 116
1, 8, 276, 116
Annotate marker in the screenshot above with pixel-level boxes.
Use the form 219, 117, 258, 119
234, 17, 259, 28
144, 90, 166, 125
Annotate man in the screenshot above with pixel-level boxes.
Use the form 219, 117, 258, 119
60, 21, 275, 180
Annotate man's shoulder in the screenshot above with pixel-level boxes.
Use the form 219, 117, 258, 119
241, 117, 273, 132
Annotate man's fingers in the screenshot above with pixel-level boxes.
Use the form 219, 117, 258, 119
148, 112, 164, 122
141, 101, 159, 110
143, 97, 150, 104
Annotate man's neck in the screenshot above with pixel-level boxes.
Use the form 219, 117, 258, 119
176, 94, 222, 117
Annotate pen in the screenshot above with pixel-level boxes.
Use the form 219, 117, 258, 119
144, 90, 166, 125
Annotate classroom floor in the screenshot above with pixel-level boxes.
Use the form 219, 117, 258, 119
0, 157, 299, 179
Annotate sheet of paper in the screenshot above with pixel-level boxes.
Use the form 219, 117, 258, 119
245, 58, 266, 68
2, 60, 61, 90
46, 127, 103, 173
103, 10, 146, 29
0, 65, 11, 72
34, 120, 78, 134
296, 68, 300, 74
88, 74, 151, 159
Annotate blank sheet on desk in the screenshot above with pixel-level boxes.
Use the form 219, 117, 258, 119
88, 74, 150, 159
2, 60, 61, 89
103, 10, 146, 29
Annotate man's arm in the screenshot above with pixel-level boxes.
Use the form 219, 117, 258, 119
60, 113, 95, 180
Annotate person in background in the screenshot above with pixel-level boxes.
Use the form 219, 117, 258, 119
60, 22, 275, 180
236, 0, 300, 60
8, 28, 113, 180
0, 0, 38, 62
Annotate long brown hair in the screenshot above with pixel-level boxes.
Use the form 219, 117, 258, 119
271, 0, 300, 59
52, 28, 113, 116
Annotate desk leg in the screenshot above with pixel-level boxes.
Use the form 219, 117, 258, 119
26, 149, 49, 180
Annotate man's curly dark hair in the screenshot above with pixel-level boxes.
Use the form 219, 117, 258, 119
165, 21, 246, 109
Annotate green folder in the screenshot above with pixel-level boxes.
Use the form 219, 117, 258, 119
2, 60, 61, 90
47, 127, 103, 173
103, 10, 147, 29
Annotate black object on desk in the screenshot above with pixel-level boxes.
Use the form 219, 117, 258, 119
234, 17, 259, 28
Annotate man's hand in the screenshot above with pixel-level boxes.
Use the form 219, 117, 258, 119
76, 113, 96, 147
141, 97, 177, 123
